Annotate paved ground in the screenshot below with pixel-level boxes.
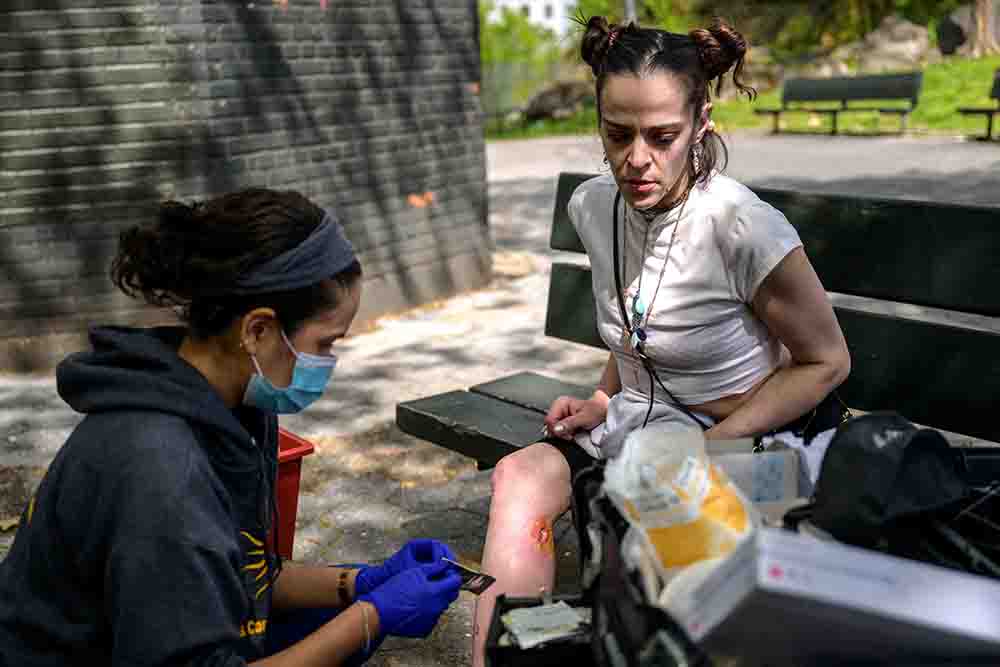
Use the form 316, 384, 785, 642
1, 131, 999, 665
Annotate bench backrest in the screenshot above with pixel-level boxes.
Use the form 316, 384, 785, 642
546, 172, 1000, 442
781, 72, 923, 107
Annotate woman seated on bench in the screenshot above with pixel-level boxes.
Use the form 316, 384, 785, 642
0, 189, 462, 667
473, 16, 851, 664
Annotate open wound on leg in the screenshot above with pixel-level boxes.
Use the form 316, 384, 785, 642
530, 518, 555, 557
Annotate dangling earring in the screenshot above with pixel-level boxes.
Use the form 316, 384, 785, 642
691, 143, 702, 174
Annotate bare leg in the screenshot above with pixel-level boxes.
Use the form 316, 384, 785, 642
472, 442, 572, 667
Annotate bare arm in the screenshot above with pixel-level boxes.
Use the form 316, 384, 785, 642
270, 562, 359, 612
595, 351, 621, 403
250, 600, 379, 667
545, 352, 620, 438
705, 248, 850, 440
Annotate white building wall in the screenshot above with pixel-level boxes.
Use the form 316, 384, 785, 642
489, 0, 576, 36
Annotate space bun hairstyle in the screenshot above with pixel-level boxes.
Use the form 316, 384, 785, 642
578, 15, 756, 186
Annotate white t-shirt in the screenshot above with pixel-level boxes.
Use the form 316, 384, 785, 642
567, 173, 803, 456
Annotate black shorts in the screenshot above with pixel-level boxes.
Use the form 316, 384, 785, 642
545, 436, 601, 484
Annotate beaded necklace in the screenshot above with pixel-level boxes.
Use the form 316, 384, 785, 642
612, 189, 710, 431
618, 191, 689, 358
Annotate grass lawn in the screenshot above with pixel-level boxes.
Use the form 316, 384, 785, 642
487, 55, 1000, 140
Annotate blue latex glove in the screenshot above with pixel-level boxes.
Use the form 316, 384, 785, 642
358, 560, 461, 638
354, 538, 456, 597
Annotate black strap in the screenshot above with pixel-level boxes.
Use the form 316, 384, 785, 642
611, 191, 710, 432
611, 191, 633, 334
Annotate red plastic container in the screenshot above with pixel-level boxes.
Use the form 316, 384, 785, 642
272, 428, 316, 559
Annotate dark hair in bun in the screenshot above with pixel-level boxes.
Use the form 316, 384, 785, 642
111, 188, 362, 338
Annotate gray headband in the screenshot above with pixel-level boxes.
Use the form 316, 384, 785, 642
227, 210, 357, 295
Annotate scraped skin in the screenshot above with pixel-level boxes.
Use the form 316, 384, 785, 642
531, 518, 556, 557
472, 442, 571, 667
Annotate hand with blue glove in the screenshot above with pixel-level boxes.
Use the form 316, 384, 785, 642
354, 538, 456, 598
358, 560, 462, 638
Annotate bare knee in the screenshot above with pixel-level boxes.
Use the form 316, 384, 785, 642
491, 443, 571, 497
489, 443, 572, 523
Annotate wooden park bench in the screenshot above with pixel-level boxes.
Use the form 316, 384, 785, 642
754, 71, 923, 135
397, 172, 1000, 483
958, 68, 1000, 141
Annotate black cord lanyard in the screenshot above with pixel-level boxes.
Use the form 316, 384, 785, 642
611, 190, 710, 431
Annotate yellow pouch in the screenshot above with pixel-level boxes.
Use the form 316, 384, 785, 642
604, 424, 757, 580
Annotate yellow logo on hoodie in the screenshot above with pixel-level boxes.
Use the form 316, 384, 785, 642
241, 531, 272, 599
240, 617, 268, 638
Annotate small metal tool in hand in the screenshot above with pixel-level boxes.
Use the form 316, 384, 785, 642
442, 557, 496, 595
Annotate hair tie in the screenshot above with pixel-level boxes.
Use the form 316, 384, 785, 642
608, 28, 619, 49
226, 210, 357, 295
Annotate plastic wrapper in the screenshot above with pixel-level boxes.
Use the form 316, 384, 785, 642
602, 423, 760, 615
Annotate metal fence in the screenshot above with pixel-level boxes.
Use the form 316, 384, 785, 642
481, 61, 581, 116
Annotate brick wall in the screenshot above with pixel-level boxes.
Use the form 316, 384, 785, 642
0, 0, 489, 371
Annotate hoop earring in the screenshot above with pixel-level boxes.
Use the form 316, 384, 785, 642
691, 144, 702, 174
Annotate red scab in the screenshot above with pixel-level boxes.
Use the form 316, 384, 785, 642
530, 518, 555, 556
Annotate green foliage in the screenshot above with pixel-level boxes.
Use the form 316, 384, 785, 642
479, 1, 560, 66
479, 2, 567, 114
692, 0, 965, 60
642, 0, 698, 32
485, 99, 599, 139
893, 0, 964, 26
570, 0, 697, 32
911, 54, 1000, 129
488, 55, 1000, 139
566, 0, 967, 60
571, 0, 622, 24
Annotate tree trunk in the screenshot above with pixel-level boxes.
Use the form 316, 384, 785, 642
624, 0, 638, 23
971, 0, 1000, 56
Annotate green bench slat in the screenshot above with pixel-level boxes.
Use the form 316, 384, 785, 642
547, 184, 1000, 341
550, 175, 1000, 318
757, 188, 1000, 317
836, 306, 1000, 443
396, 390, 546, 467
471, 371, 593, 414
549, 172, 592, 254
756, 73, 921, 134
782, 72, 922, 105
544, 262, 606, 350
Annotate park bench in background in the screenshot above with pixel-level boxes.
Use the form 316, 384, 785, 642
397, 171, 1000, 481
958, 68, 1000, 141
754, 71, 923, 135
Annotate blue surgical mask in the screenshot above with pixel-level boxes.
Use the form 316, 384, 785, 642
243, 329, 337, 414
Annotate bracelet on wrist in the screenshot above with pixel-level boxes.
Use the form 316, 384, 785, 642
337, 570, 351, 607
360, 601, 372, 654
